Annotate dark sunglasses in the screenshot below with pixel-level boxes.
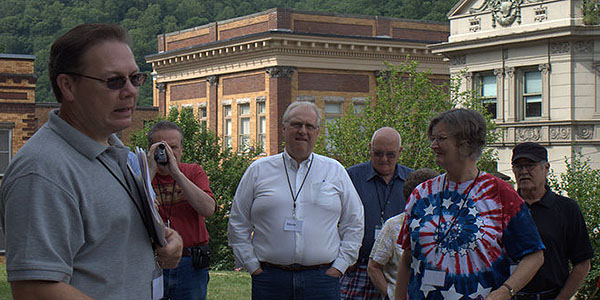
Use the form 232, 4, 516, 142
64, 72, 148, 90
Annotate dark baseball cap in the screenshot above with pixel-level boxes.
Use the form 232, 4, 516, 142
512, 142, 548, 163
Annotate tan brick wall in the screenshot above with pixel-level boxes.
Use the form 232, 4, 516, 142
165, 27, 212, 52
219, 21, 270, 41
218, 14, 271, 40
160, 9, 449, 50
0, 59, 34, 74
0, 104, 36, 158
222, 73, 266, 95
292, 13, 375, 36
291, 68, 377, 137
298, 72, 370, 93
170, 81, 207, 101
217, 72, 268, 152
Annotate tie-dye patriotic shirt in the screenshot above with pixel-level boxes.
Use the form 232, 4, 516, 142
398, 172, 544, 300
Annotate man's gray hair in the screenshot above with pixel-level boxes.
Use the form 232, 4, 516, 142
370, 127, 402, 148
282, 101, 322, 127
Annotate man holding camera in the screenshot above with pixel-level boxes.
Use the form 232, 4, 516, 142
148, 121, 217, 300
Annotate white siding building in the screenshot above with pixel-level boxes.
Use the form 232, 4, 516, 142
431, 0, 600, 177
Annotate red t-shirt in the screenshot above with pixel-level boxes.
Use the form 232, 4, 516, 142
152, 163, 214, 248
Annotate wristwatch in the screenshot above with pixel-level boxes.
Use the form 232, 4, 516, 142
502, 283, 515, 297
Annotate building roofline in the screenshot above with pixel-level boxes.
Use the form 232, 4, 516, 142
430, 25, 600, 54
147, 30, 442, 61
160, 7, 448, 38
0, 53, 35, 60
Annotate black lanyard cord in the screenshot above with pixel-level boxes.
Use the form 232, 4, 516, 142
374, 178, 395, 223
283, 153, 314, 217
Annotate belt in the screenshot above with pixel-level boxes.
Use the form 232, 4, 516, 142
515, 289, 559, 300
181, 245, 207, 256
260, 261, 333, 271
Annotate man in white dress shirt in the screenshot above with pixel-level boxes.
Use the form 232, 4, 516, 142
228, 101, 364, 300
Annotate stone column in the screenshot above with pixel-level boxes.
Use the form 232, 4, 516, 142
156, 83, 167, 116
207, 75, 219, 132
494, 68, 504, 121
539, 63, 551, 120
266, 66, 295, 154
506, 67, 516, 122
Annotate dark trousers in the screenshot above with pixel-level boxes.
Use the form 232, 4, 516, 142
252, 264, 340, 300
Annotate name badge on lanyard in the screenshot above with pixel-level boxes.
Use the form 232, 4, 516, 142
284, 217, 304, 232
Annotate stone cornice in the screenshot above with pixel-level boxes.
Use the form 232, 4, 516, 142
147, 31, 445, 83
431, 25, 600, 55
489, 119, 600, 147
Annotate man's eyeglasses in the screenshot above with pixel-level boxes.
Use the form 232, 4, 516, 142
64, 72, 148, 90
512, 163, 541, 172
287, 121, 319, 131
373, 151, 398, 159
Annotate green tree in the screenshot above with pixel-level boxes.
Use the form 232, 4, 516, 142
129, 108, 261, 270
314, 60, 498, 173
548, 152, 600, 298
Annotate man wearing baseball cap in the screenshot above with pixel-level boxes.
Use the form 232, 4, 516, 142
511, 142, 593, 300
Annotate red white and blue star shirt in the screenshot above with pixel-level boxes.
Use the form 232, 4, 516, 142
398, 172, 544, 300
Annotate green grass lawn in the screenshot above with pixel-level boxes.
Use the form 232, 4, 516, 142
0, 263, 250, 300
208, 270, 251, 300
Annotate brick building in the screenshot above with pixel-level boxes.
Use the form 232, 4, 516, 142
146, 8, 450, 155
0, 54, 36, 178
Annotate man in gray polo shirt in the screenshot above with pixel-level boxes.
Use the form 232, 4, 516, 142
0, 24, 182, 299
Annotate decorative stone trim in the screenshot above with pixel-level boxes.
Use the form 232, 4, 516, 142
494, 68, 504, 78
296, 95, 316, 102
236, 97, 251, 104
156, 82, 167, 92
550, 126, 570, 140
576, 125, 594, 139
491, 0, 522, 27
323, 96, 345, 103
469, 16, 481, 32
574, 41, 593, 54
222, 99, 232, 105
266, 66, 295, 78
550, 42, 570, 54
255, 96, 267, 102
352, 97, 369, 104
197, 102, 207, 108
506, 67, 515, 78
450, 55, 466, 66
207, 75, 218, 86
538, 63, 550, 74
534, 5, 547, 22
516, 127, 541, 141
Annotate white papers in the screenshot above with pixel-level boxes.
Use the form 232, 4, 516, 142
135, 147, 167, 247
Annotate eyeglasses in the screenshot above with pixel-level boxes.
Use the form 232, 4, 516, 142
429, 134, 449, 144
373, 151, 398, 159
64, 72, 147, 90
287, 121, 319, 131
512, 163, 541, 172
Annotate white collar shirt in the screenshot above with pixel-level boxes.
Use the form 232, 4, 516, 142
228, 150, 364, 274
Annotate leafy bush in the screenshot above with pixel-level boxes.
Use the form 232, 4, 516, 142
548, 152, 600, 298
314, 60, 499, 173
129, 108, 261, 270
